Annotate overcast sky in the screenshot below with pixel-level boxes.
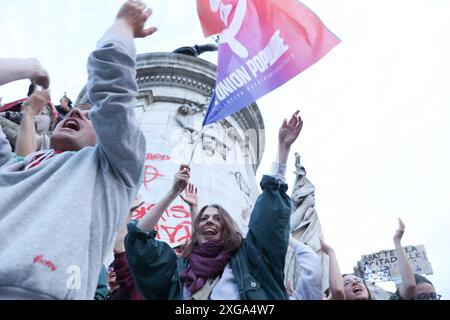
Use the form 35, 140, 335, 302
1, 0, 449, 299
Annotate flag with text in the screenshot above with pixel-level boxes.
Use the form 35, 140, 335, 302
197, 0, 340, 125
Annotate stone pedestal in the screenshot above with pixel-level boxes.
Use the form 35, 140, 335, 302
76, 52, 264, 246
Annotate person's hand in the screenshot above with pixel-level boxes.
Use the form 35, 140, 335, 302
116, 0, 157, 38
29, 58, 50, 89
179, 183, 198, 208
393, 218, 405, 245
23, 89, 50, 117
130, 195, 144, 213
171, 165, 190, 195
320, 238, 334, 255
278, 110, 302, 148
286, 281, 294, 296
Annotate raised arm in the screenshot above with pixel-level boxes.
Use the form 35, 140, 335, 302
15, 89, 50, 157
246, 111, 302, 272
321, 239, 346, 300
137, 165, 190, 232
180, 183, 199, 222
114, 199, 143, 254
393, 218, 416, 300
277, 110, 302, 166
87, 0, 157, 187
289, 236, 323, 300
111, 200, 144, 300
125, 166, 188, 299
0, 58, 49, 88
0, 58, 49, 165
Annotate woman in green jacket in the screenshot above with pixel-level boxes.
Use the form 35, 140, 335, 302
125, 111, 302, 300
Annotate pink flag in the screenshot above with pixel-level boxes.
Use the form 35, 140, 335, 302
197, 0, 340, 125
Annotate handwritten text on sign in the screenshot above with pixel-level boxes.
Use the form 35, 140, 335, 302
358, 244, 433, 283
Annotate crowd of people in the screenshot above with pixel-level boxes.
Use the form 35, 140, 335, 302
0, 0, 440, 300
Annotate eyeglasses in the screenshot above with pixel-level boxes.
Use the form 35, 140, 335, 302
414, 292, 441, 300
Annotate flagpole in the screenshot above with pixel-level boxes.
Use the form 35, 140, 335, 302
187, 128, 203, 166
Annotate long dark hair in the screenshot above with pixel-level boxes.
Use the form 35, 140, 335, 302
183, 204, 243, 258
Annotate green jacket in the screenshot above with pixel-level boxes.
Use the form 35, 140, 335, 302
94, 265, 108, 300
125, 175, 291, 300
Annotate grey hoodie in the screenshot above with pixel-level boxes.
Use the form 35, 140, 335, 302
0, 26, 145, 299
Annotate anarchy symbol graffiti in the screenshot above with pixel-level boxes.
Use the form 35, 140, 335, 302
144, 165, 164, 189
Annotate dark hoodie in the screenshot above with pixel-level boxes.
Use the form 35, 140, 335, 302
108, 252, 143, 300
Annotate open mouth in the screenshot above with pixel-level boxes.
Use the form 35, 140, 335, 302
352, 286, 363, 294
62, 119, 81, 131
204, 228, 217, 235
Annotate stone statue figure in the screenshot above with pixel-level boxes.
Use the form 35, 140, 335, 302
284, 152, 329, 294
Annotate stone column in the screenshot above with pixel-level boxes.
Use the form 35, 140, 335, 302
76, 51, 265, 247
